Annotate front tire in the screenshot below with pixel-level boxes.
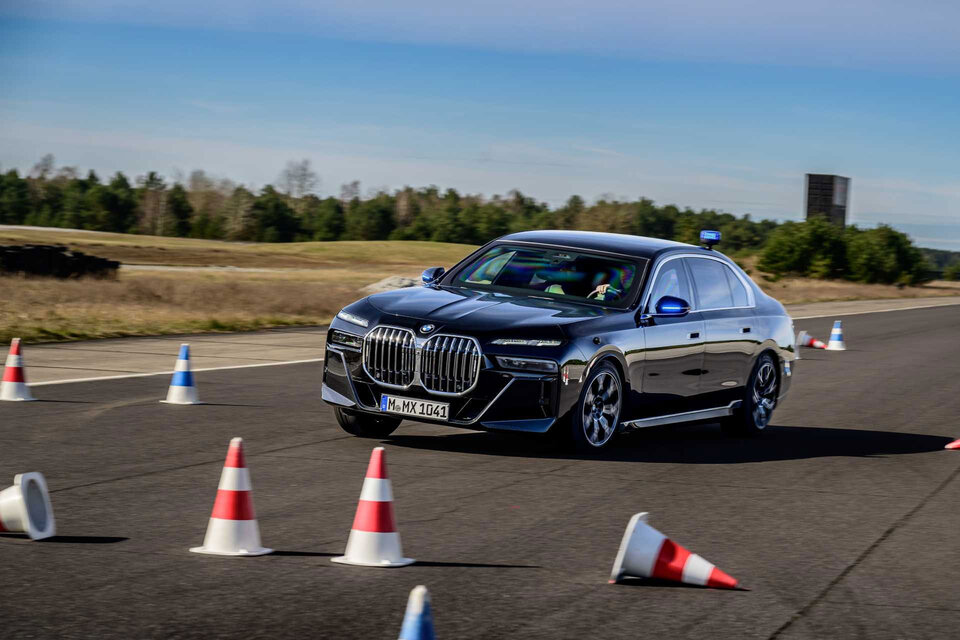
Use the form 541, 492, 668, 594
569, 362, 622, 451
335, 407, 401, 438
721, 353, 778, 436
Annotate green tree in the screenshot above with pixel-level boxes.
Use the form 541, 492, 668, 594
0, 170, 31, 224
167, 184, 194, 237
251, 186, 300, 242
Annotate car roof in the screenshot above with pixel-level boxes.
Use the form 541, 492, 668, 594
498, 230, 700, 260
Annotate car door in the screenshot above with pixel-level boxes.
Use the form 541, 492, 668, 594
684, 256, 757, 409
631, 256, 706, 418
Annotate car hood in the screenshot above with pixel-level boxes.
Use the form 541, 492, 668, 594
365, 286, 613, 332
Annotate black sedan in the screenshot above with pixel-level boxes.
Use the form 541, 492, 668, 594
322, 230, 795, 451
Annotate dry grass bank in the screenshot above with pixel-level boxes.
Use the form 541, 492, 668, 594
0, 228, 474, 269
1, 228, 958, 344
0, 270, 396, 343
755, 276, 960, 305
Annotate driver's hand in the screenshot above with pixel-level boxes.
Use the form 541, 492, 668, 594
589, 283, 611, 298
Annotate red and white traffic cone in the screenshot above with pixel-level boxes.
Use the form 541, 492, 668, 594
1, 338, 36, 402
797, 330, 827, 350
190, 437, 272, 556
945, 438, 960, 450
332, 447, 414, 567
610, 513, 738, 589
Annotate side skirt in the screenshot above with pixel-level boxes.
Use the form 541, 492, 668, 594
620, 400, 742, 432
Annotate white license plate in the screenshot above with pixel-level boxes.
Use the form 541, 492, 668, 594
380, 394, 449, 420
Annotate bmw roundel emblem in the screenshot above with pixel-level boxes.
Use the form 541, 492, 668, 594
420, 324, 435, 334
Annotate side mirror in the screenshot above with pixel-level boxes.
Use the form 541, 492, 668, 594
421, 266, 445, 285
654, 295, 690, 316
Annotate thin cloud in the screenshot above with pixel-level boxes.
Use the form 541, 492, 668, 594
5, 1, 959, 70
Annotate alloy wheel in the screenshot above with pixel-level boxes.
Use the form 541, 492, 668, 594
581, 370, 621, 447
751, 360, 777, 430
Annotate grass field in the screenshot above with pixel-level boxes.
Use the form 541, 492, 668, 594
1, 227, 958, 343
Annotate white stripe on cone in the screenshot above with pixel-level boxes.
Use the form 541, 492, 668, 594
359, 477, 393, 502
217, 466, 252, 492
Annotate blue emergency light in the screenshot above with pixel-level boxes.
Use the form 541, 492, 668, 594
700, 229, 721, 249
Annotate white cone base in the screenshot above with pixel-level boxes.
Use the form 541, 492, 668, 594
1, 384, 36, 402
162, 386, 201, 404
190, 518, 271, 556
332, 529, 415, 567
331, 555, 415, 567
826, 343, 846, 351
190, 546, 273, 556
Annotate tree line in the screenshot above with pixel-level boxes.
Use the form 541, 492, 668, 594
1, 155, 953, 284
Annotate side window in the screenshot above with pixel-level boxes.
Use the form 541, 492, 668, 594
725, 267, 750, 307
646, 259, 692, 312
686, 258, 734, 309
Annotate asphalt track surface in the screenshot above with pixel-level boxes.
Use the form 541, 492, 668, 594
2, 306, 959, 639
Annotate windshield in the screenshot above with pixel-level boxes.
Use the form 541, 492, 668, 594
452, 244, 643, 308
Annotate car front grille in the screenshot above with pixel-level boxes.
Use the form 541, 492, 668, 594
421, 335, 481, 394
361, 326, 482, 395
363, 326, 416, 387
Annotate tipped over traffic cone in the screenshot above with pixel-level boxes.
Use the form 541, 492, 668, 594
190, 437, 272, 556
398, 585, 436, 640
161, 344, 201, 404
797, 330, 827, 350
0, 472, 55, 540
609, 512, 738, 589
1, 338, 35, 402
332, 447, 414, 567
826, 320, 846, 351
945, 438, 960, 450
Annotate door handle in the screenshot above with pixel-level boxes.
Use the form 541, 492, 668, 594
687, 331, 700, 339
740, 327, 751, 334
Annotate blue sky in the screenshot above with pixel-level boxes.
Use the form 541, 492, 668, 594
1, 2, 958, 249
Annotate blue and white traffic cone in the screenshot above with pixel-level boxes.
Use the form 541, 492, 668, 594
398, 585, 435, 640
826, 320, 846, 351
161, 344, 201, 404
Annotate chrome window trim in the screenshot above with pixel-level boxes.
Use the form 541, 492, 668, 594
642, 253, 756, 313
361, 325, 484, 397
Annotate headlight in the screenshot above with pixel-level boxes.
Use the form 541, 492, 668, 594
495, 356, 558, 373
330, 329, 364, 349
490, 338, 562, 347
336, 309, 369, 328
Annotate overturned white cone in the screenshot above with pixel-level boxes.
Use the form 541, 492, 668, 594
332, 447, 414, 567
190, 438, 271, 556
161, 344, 201, 405
0, 472, 56, 540
610, 513, 738, 588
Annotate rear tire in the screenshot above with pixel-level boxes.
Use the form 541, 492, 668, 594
335, 407, 401, 438
721, 353, 779, 437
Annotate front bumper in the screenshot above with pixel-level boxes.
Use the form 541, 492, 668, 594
322, 344, 560, 433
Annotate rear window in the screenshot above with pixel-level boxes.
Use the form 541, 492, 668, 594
454, 244, 643, 308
